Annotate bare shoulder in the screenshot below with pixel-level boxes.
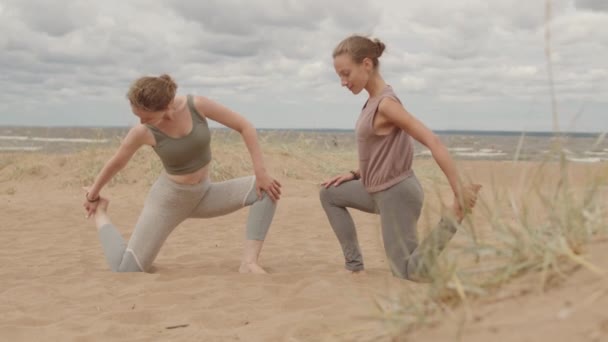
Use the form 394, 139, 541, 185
378, 96, 406, 116
188, 95, 248, 130
127, 123, 149, 136
124, 124, 154, 146
188, 94, 213, 117
174, 94, 188, 107
377, 97, 411, 124
375, 96, 424, 135
191, 94, 213, 107
190, 95, 232, 121
189, 94, 209, 101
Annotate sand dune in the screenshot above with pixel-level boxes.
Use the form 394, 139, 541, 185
1, 147, 607, 341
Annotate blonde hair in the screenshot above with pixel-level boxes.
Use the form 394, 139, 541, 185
127, 74, 178, 111
332, 35, 386, 67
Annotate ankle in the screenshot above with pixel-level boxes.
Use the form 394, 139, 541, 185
94, 214, 112, 229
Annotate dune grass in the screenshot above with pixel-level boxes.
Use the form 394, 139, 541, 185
374, 1, 608, 338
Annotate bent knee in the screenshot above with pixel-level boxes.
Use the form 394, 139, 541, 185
116, 250, 145, 272
319, 186, 334, 204
249, 189, 275, 206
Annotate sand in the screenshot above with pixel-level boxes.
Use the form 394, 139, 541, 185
1, 146, 607, 341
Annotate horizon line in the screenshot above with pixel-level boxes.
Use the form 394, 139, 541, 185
0, 124, 605, 136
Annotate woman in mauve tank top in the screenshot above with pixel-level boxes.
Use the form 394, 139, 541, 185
319, 35, 482, 282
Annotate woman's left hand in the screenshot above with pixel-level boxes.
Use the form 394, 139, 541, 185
255, 172, 282, 202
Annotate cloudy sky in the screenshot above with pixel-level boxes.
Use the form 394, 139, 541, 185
0, 0, 606, 132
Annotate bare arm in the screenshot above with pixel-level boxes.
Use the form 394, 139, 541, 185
377, 98, 461, 196
87, 125, 148, 199
192, 96, 281, 200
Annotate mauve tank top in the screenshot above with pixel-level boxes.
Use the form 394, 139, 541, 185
355, 85, 414, 193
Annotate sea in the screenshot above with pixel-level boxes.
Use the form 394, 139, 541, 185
0, 126, 607, 163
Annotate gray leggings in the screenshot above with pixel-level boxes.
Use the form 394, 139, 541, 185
98, 173, 276, 272
319, 175, 456, 280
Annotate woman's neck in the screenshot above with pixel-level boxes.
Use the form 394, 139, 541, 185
162, 97, 182, 121
365, 73, 387, 98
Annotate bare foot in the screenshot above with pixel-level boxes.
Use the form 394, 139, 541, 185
239, 262, 268, 274
96, 197, 110, 212
93, 197, 112, 229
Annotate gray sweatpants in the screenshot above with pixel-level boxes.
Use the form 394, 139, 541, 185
319, 175, 457, 281
98, 173, 276, 272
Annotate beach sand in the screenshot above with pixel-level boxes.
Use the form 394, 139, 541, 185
1, 143, 607, 341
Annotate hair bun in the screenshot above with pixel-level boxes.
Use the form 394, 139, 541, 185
373, 39, 386, 57
158, 74, 177, 92
159, 74, 173, 82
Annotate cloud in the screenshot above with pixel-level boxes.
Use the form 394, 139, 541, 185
576, 0, 608, 11
0, 0, 606, 132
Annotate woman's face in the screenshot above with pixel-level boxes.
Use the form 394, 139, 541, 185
130, 104, 163, 125
333, 54, 372, 95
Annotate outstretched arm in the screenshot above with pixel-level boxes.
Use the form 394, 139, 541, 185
192, 96, 282, 201
377, 99, 478, 213
84, 125, 148, 217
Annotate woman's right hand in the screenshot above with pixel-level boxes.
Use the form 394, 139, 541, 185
321, 172, 357, 188
255, 171, 282, 202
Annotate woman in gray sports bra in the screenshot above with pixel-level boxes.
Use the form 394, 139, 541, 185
83, 74, 281, 274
